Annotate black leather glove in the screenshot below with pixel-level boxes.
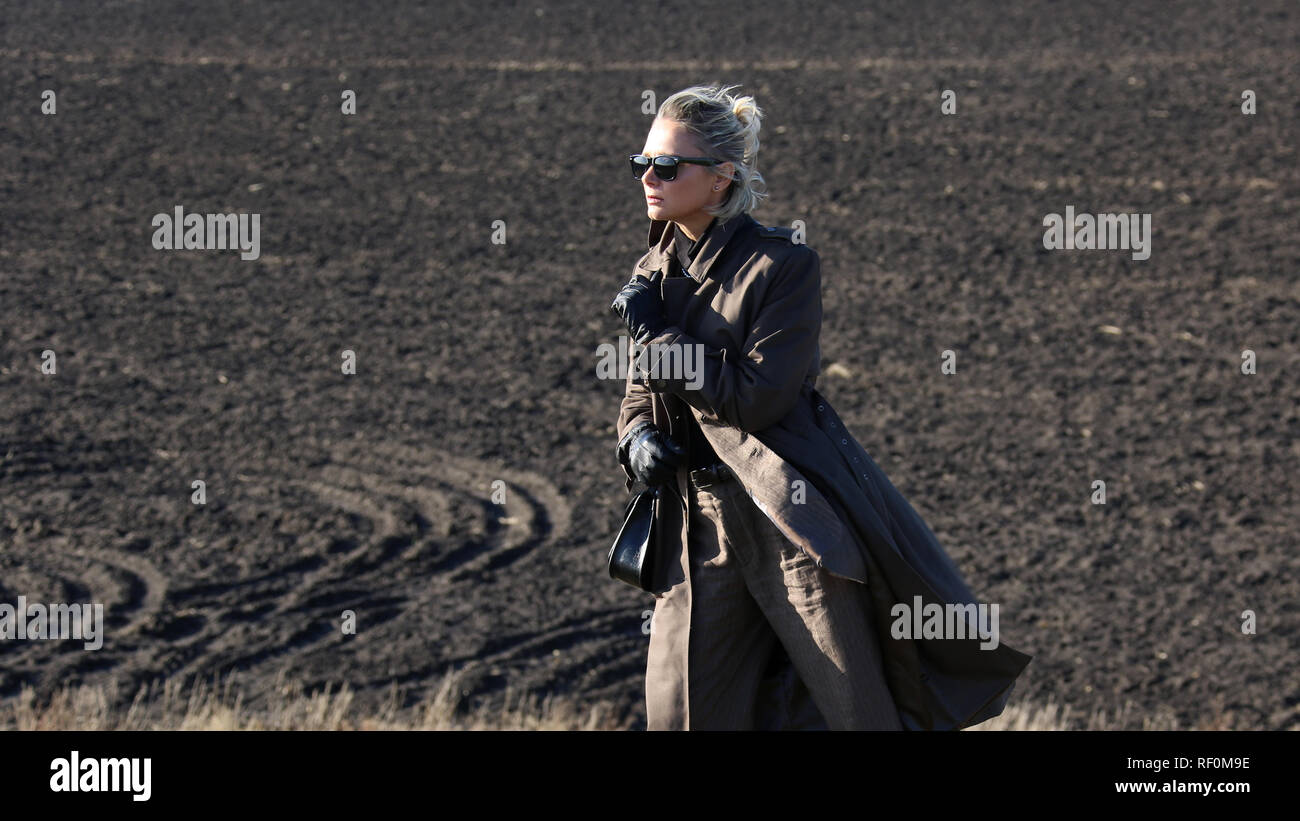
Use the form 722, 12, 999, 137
610, 269, 669, 345
617, 420, 686, 486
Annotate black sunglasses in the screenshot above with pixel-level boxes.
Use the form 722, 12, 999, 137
629, 153, 720, 182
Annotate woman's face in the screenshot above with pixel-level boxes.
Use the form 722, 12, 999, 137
639, 118, 732, 238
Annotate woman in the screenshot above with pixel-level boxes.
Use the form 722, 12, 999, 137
610, 84, 903, 731
610, 84, 1031, 731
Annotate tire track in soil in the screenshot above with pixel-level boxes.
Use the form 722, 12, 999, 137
0, 431, 575, 703
0, 536, 169, 689
155, 438, 571, 685
437, 606, 647, 700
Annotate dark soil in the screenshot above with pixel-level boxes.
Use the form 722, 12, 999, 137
1, 1, 1297, 729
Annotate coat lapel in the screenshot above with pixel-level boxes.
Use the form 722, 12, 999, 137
637, 213, 755, 284
639, 213, 756, 339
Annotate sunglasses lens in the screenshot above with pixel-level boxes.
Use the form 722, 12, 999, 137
653, 156, 677, 181
632, 155, 684, 181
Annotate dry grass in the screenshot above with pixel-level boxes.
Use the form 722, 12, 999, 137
3, 670, 1201, 730
3, 667, 631, 731
968, 696, 1183, 730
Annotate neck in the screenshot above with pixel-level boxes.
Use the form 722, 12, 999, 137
675, 215, 714, 244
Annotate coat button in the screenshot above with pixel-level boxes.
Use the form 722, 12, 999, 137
842, 438, 847, 445
817, 404, 824, 411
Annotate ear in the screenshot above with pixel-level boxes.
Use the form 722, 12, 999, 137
716, 162, 735, 188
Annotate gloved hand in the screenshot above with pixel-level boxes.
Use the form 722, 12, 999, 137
617, 420, 686, 486
610, 269, 669, 345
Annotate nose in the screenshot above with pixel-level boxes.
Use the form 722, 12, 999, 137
642, 164, 662, 195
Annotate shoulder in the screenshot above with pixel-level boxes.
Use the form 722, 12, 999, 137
754, 223, 799, 243
745, 220, 819, 274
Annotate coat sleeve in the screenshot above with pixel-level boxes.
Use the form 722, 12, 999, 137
616, 345, 657, 491
642, 245, 822, 433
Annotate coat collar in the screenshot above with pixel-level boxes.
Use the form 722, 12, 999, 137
639, 211, 757, 283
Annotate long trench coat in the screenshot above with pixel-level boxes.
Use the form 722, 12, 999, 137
615, 211, 1032, 730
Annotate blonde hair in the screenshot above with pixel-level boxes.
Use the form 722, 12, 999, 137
657, 83, 767, 221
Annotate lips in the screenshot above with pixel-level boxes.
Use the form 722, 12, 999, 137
646, 196, 663, 203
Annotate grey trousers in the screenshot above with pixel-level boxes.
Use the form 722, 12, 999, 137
645, 474, 903, 730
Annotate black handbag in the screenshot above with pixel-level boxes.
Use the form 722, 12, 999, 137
607, 485, 660, 591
